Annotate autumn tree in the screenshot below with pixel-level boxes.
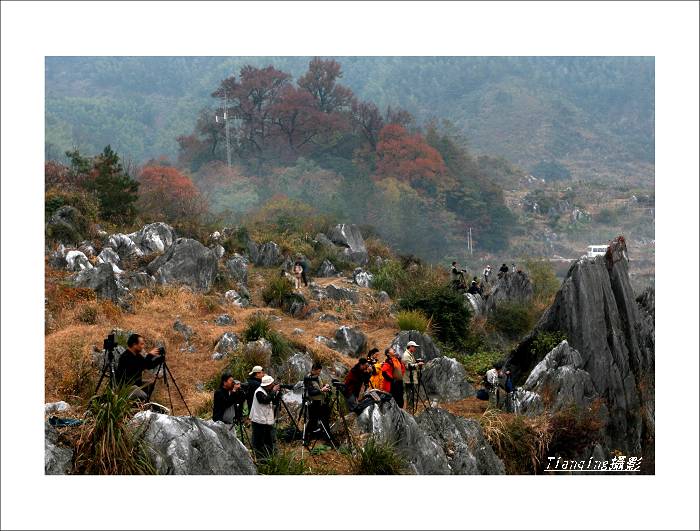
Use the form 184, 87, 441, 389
137, 165, 207, 224
298, 57, 354, 114
351, 100, 384, 150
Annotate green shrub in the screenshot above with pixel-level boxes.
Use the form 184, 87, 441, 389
524, 259, 561, 303
396, 309, 430, 333
370, 260, 407, 297
241, 312, 292, 364
398, 281, 471, 349
261, 277, 306, 316
352, 437, 407, 475
242, 313, 272, 342
529, 330, 567, 359
45, 187, 100, 222
77, 304, 99, 324
459, 350, 504, 382
73, 386, 156, 475
490, 303, 534, 340
257, 450, 307, 475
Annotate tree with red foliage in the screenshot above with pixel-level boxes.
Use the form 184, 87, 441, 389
137, 165, 207, 224
298, 58, 354, 114
271, 85, 327, 154
375, 124, 447, 192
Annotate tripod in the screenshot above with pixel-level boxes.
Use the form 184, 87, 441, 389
298, 394, 336, 457
326, 386, 355, 452
94, 334, 117, 395
230, 414, 251, 448
146, 354, 192, 416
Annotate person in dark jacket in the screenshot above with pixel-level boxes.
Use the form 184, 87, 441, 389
498, 263, 509, 278
294, 254, 309, 287
303, 362, 332, 445
245, 365, 265, 412
115, 333, 163, 401
213, 373, 246, 424
343, 358, 372, 412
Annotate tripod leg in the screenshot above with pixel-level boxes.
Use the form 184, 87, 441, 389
163, 362, 192, 416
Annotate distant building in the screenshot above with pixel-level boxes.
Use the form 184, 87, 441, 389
586, 244, 608, 258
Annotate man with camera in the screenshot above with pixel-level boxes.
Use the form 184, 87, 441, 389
115, 333, 164, 401
213, 373, 246, 424
402, 340, 424, 411
245, 365, 265, 412
450, 261, 467, 290
303, 361, 332, 445
249, 374, 281, 460
381, 347, 405, 408
343, 357, 373, 412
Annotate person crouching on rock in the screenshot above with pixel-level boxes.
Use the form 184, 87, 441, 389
213, 373, 246, 424
115, 333, 163, 401
249, 375, 281, 461
381, 348, 405, 409
343, 357, 372, 412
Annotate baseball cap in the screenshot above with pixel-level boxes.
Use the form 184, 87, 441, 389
249, 365, 264, 375
407, 341, 420, 347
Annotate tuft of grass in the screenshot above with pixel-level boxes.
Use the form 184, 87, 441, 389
396, 309, 431, 333
256, 450, 307, 475
261, 277, 305, 316
73, 386, 156, 475
77, 304, 99, 324
529, 330, 567, 359
351, 437, 407, 475
459, 350, 504, 384
242, 313, 273, 342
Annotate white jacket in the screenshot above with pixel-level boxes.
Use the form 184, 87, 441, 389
249, 387, 275, 426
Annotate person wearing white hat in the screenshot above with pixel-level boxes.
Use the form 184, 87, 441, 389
245, 365, 265, 411
402, 341, 424, 411
249, 374, 280, 460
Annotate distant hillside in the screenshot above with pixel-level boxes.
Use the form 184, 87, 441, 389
45, 57, 654, 183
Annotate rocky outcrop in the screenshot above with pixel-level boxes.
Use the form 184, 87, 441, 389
416, 409, 505, 475
353, 268, 373, 288
224, 289, 249, 308
212, 332, 239, 361
65, 250, 92, 272
507, 237, 654, 456
72, 263, 127, 302
107, 233, 143, 260
45, 422, 72, 475
311, 283, 360, 304
97, 247, 123, 273
327, 224, 368, 264
127, 222, 175, 256
131, 412, 256, 475
391, 330, 441, 361
121, 271, 155, 291
329, 326, 367, 357
248, 241, 282, 267
465, 293, 486, 317
316, 259, 338, 277
147, 238, 217, 291
512, 341, 598, 416
226, 254, 249, 285
485, 271, 533, 313
420, 357, 475, 402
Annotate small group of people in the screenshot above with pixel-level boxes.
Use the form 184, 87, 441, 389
483, 361, 513, 409
280, 254, 309, 290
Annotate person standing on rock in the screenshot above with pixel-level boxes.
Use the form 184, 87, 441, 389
498, 263, 509, 278
115, 333, 163, 401
450, 261, 467, 290
294, 254, 309, 287
249, 375, 281, 461
402, 341, 424, 412
483, 264, 492, 283
367, 348, 384, 390
381, 348, 405, 408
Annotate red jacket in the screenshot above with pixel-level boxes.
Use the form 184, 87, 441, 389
380, 357, 404, 392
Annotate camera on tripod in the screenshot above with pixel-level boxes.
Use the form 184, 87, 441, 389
279, 383, 295, 391
104, 333, 116, 354
331, 379, 346, 392
157, 346, 166, 357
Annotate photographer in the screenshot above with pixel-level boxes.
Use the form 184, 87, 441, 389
245, 365, 265, 412
367, 348, 384, 390
249, 375, 281, 460
213, 373, 246, 424
450, 261, 467, 290
484, 361, 511, 408
303, 362, 332, 445
115, 334, 163, 401
343, 357, 373, 412
401, 341, 424, 411
381, 347, 405, 408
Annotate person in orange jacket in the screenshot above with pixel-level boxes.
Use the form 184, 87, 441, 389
380, 347, 405, 408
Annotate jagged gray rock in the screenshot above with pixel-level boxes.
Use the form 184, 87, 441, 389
212, 332, 239, 361
45, 422, 72, 475
48, 244, 68, 269
325, 284, 360, 304
72, 263, 126, 302
329, 326, 367, 357
314, 232, 336, 249
417, 409, 505, 475
327, 224, 368, 264
252, 241, 282, 267
107, 233, 143, 260
507, 237, 654, 457
128, 222, 176, 256
147, 238, 217, 291
316, 259, 338, 277
131, 412, 256, 475
485, 271, 534, 313
215, 314, 234, 326
224, 289, 248, 308
97, 247, 121, 270
377, 291, 391, 304
353, 268, 374, 288
226, 253, 249, 285
420, 357, 475, 401
391, 331, 441, 361
173, 319, 194, 341
465, 293, 486, 317
122, 271, 155, 291
65, 250, 92, 272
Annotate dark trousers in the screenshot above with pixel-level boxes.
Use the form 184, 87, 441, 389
251, 422, 276, 460
405, 383, 416, 411
305, 400, 331, 443
391, 380, 404, 409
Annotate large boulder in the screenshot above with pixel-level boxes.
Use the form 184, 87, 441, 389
316, 259, 338, 278
356, 400, 451, 474
506, 237, 654, 457
121, 271, 155, 291
353, 268, 374, 288
325, 284, 360, 304
107, 233, 143, 260
314, 232, 336, 250
416, 409, 505, 475
128, 222, 175, 256
275, 351, 313, 382
329, 326, 367, 357
252, 241, 282, 267
465, 293, 486, 317
327, 224, 368, 264
420, 357, 475, 402
96, 247, 122, 271
226, 254, 249, 285
391, 331, 441, 362
224, 289, 249, 308
212, 332, 239, 361
485, 271, 534, 313
65, 250, 93, 272
45, 422, 72, 475
131, 412, 256, 475
72, 263, 126, 302
146, 238, 218, 291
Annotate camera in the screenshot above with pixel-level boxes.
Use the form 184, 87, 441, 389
331, 378, 346, 391
279, 383, 296, 390
103, 333, 116, 353
158, 346, 166, 356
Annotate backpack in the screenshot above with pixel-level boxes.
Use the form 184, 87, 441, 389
505, 374, 514, 393
476, 388, 489, 401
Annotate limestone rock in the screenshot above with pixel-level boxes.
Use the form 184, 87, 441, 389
391, 330, 441, 361
420, 357, 474, 402
147, 238, 218, 291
